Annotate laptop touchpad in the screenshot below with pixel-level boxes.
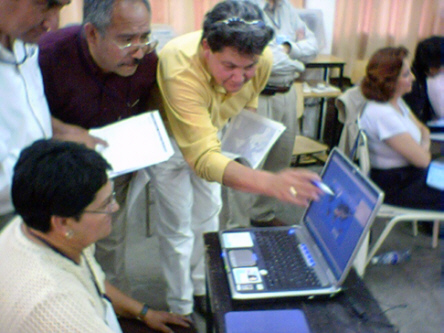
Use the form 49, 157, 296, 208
229, 249, 257, 267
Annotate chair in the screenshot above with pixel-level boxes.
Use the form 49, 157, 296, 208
291, 82, 329, 165
354, 130, 443, 267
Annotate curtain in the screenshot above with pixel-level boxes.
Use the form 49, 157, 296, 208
333, 0, 443, 79
59, 0, 305, 35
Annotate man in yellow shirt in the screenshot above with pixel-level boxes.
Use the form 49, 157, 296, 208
149, 1, 322, 316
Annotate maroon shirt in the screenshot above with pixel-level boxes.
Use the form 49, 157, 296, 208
38, 25, 158, 129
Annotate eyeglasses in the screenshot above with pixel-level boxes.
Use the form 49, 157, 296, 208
215, 17, 266, 28
83, 192, 117, 215
113, 38, 159, 55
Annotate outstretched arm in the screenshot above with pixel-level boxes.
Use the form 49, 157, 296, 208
223, 161, 323, 207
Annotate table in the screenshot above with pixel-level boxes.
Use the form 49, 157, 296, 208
204, 232, 396, 333
305, 54, 346, 87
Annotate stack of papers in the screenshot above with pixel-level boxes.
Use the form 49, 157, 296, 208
90, 111, 173, 178
221, 110, 286, 169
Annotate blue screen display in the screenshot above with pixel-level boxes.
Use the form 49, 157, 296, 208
304, 152, 380, 280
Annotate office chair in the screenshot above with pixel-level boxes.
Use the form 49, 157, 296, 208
354, 130, 443, 267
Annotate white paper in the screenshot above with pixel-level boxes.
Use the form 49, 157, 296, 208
90, 111, 173, 178
426, 161, 444, 190
221, 110, 286, 169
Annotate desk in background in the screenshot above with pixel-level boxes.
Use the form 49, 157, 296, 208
204, 232, 396, 333
303, 55, 345, 142
306, 54, 346, 87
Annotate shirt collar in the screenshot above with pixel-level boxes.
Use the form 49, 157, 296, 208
0, 39, 37, 64
78, 29, 109, 78
196, 42, 228, 95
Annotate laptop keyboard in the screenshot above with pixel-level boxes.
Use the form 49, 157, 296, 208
255, 229, 322, 290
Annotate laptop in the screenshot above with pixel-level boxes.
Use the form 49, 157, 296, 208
426, 161, 444, 191
219, 148, 384, 300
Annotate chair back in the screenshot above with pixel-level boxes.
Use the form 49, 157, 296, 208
335, 86, 367, 156
354, 130, 371, 176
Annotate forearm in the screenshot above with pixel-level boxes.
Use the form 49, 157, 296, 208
411, 113, 431, 150
223, 160, 271, 194
222, 161, 322, 207
105, 281, 143, 319
386, 133, 431, 168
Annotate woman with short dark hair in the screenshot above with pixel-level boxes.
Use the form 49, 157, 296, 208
359, 46, 443, 211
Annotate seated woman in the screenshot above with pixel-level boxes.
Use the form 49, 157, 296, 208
404, 36, 444, 121
0, 140, 193, 333
359, 46, 443, 211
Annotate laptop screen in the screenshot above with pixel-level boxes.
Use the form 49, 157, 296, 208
303, 150, 381, 280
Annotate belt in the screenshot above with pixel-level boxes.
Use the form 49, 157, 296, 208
260, 84, 292, 96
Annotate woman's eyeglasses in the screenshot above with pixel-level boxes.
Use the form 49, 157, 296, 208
83, 192, 117, 215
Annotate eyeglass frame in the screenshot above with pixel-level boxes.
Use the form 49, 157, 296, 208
83, 191, 118, 215
112, 38, 159, 55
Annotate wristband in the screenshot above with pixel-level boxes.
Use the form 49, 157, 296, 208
138, 303, 150, 320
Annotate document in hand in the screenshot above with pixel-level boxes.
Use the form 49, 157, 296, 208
221, 110, 286, 169
89, 111, 173, 178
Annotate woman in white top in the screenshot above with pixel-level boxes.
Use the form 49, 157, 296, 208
359, 46, 443, 211
0, 140, 192, 333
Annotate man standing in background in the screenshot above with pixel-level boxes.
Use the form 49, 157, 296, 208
0, 0, 70, 229
38, 0, 160, 293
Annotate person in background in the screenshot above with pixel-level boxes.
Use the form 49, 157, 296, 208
403, 36, 444, 121
0, 0, 70, 229
38, 0, 160, 293
149, 0, 322, 316
0, 139, 192, 333
221, 0, 319, 229
359, 46, 443, 211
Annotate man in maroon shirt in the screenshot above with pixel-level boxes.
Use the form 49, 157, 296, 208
39, 0, 160, 293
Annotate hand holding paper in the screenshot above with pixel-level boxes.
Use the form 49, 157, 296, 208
89, 111, 173, 178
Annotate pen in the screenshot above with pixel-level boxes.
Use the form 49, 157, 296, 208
312, 180, 335, 196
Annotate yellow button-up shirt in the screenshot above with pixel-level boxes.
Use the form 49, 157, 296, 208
157, 31, 273, 183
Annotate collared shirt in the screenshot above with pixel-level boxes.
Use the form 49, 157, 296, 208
38, 25, 158, 129
0, 40, 52, 215
244, 0, 318, 85
157, 31, 272, 183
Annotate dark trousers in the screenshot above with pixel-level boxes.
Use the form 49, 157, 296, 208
371, 166, 444, 211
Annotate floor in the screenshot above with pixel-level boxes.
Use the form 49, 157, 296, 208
125, 179, 442, 333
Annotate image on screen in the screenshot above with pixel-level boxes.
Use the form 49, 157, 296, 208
304, 153, 379, 279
